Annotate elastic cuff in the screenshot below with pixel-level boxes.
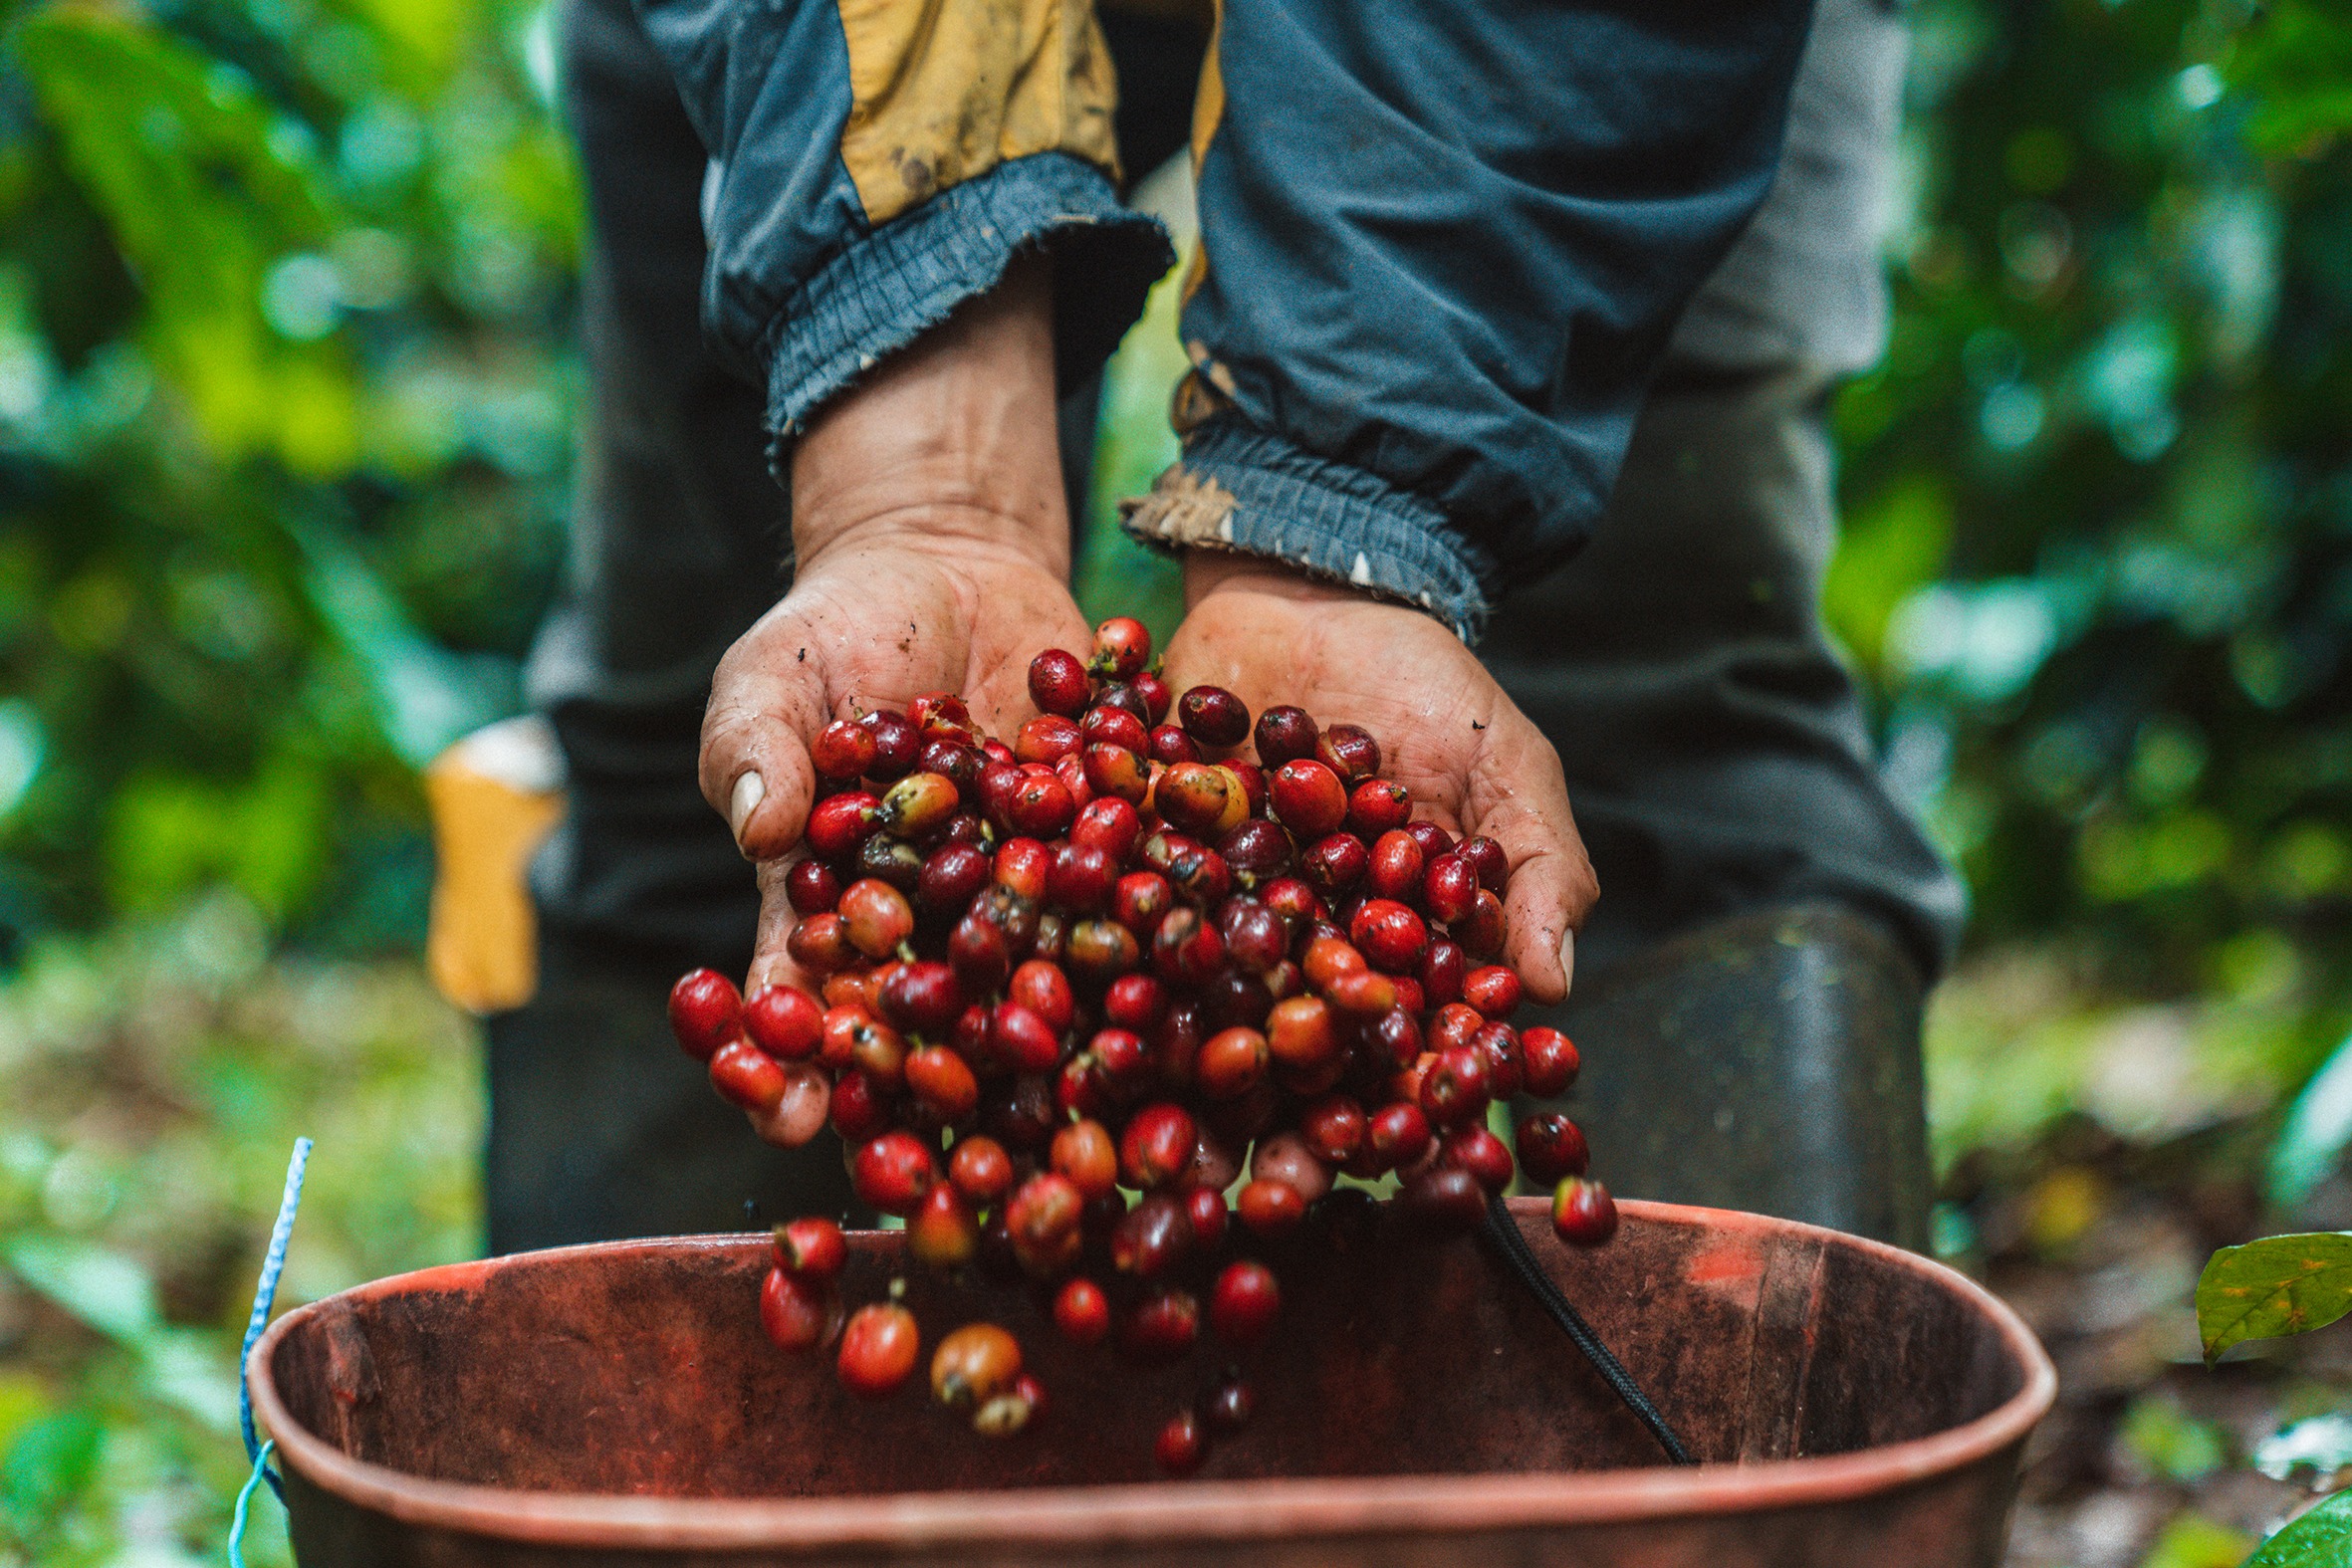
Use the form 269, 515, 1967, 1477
763, 151, 1171, 441
1119, 416, 1499, 641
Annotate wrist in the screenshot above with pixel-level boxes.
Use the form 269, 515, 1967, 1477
1182, 549, 1400, 613
791, 254, 1068, 578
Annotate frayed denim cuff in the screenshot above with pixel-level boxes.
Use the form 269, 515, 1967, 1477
1120, 416, 1499, 641
761, 152, 1170, 446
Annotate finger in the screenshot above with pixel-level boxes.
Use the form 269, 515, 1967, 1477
1464, 708, 1597, 1007
700, 611, 833, 862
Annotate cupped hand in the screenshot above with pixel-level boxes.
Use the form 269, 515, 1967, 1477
700, 525, 1092, 993
696, 252, 1088, 997
1163, 554, 1597, 1003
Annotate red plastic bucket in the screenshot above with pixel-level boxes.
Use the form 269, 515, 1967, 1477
248, 1198, 2053, 1566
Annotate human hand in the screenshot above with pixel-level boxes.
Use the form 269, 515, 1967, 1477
1163, 554, 1596, 1003
698, 256, 1090, 1003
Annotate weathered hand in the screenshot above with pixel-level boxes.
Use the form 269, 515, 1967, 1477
702, 530, 1090, 991
696, 255, 1086, 1013
1163, 555, 1596, 1002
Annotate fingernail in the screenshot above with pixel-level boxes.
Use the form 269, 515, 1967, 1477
729, 771, 766, 852
1558, 930, 1575, 997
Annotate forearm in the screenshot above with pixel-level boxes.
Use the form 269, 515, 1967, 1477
791, 255, 1069, 574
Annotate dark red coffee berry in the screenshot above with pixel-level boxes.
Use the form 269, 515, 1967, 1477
1155, 1409, 1206, 1475
1029, 648, 1091, 717
1516, 1112, 1589, 1184
1178, 685, 1251, 748
1209, 1259, 1282, 1345
1521, 1025, 1581, 1097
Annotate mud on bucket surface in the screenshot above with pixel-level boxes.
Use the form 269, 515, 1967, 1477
247, 1198, 2054, 1568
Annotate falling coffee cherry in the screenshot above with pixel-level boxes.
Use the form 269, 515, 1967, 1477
837, 1303, 921, 1397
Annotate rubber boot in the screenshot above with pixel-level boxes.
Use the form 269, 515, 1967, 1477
1524, 901, 1933, 1251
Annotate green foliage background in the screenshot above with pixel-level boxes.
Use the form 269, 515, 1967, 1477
0, 0, 2350, 1563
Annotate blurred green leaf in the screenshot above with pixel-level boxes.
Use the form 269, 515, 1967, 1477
0, 1410, 103, 1537
16, 9, 359, 472
2229, 1, 2352, 154
2267, 1029, 2352, 1210
1823, 474, 1953, 671
2196, 1232, 2352, 1363
5, 1232, 161, 1344
2242, 1489, 2352, 1568
2122, 1393, 2230, 1482
2140, 1512, 2255, 1568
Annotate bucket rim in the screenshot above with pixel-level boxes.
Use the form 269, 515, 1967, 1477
248, 1199, 2056, 1550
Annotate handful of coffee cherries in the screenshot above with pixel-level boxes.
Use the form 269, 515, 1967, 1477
667, 615, 1615, 1473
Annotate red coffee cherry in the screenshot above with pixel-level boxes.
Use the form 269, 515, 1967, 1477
1552, 1177, 1619, 1247
1210, 1259, 1282, 1346
1119, 1285, 1201, 1362
786, 858, 843, 916
668, 968, 742, 1062
708, 1038, 788, 1112
1236, 1178, 1307, 1236
1463, 964, 1523, 1019
1315, 723, 1381, 782
811, 718, 880, 781
1178, 685, 1251, 748
1007, 1172, 1085, 1278
1459, 834, 1510, 890
1155, 1409, 1206, 1475
941, 1134, 1011, 1202
806, 791, 880, 858
1120, 1102, 1198, 1190
773, 1216, 846, 1279
1132, 670, 1174, 724
1270, 760, 1348, 837
743, 986, 823, 1064
760, 1266, 839, 1351
908, 1184, 980, 1268
1253, 704, 1318, 766
1521, 1025, 1581, 1097
1516, 1112, 1590, 1184
850, 1130, 937, 1217
1347, 779, 1413, 837
1089, 616, 1152, 680
837, 1303, 921, 1397
1029, 648, 1092, 717
1051, 1118, 1119, 1200
1445, 1125, 1516, 1193
1053, 1276, 1111, 1345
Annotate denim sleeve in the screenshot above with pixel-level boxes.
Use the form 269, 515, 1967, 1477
628, 0, 1174, 448
1121, 0, 1816, 640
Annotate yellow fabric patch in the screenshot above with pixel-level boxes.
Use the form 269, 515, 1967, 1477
836, 0, 1122, 225
425, 725, 566, 1016
1180, 0, 1222, 305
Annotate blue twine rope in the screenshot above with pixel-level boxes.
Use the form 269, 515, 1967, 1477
227, 1441, 277, 1568
237, 1138, 312, 1509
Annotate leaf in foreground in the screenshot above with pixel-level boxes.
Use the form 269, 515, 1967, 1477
2243, 1488, 2352, 1568
2195, 1232, 2352, 1364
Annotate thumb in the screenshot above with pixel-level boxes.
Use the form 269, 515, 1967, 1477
699, 613, 829, 862
1465, 712, 1596, 1007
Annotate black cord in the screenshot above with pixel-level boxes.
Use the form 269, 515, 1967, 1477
1481, 1194, 1697, 1465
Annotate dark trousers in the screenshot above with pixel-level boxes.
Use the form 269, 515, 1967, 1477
485, 0, 1959, 1255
